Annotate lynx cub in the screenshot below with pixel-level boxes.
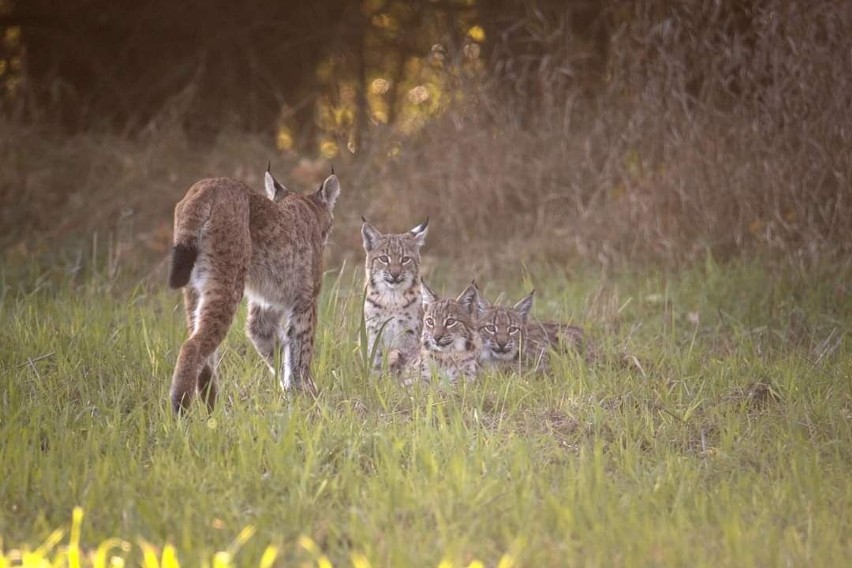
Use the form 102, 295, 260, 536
472, 285, 588, 373
361, 218, 428, 371
408, 282, 482, 384
167, 167, 340, 413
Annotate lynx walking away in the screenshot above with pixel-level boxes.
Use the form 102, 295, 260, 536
168, 167, 340, 413
361, 218, 429, 373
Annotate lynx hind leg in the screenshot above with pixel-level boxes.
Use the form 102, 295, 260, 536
171, 282, 242, 414
197, 353, 218, 411
171, 248, 247, 414
285, 303, 319, 395
180, 287, 218, 411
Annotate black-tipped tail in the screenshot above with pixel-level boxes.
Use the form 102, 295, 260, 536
168, 242, 198, 289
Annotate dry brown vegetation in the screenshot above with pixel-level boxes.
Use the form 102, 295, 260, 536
2, 0, 850, 277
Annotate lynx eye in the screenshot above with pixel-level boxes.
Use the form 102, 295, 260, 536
378, 255, 390, 264
445, 318, 458, 327
508, 325, 520, 335
401, 256, 411, 264
484, 325, 497, 334
425, 317, 435, 327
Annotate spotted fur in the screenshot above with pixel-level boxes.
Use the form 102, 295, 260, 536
361, 218, 428, 372
168, 167, 339, 413
406, 282, 482, 384
472, 284, 589, 373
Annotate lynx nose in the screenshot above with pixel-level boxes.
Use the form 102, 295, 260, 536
435, 334, 453, 346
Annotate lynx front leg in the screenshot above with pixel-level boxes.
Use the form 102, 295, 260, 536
285, 303, 319, 395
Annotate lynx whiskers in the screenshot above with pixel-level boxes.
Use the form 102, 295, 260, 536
167, 166, 339, 414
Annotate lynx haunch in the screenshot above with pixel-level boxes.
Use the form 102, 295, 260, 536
168, 167, 340, 414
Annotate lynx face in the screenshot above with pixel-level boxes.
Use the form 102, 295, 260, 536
422, 299, 478, 353
362, 220, 428, 292
418, 282, 481, 383
475, 293, 533, 364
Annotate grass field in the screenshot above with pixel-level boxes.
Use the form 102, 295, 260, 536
1, 258, 850, 567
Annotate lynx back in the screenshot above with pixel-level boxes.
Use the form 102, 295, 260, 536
167, 168, 340, 413
361, 218, 428, 372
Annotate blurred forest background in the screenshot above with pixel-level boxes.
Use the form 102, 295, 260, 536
1, 0, 850, 278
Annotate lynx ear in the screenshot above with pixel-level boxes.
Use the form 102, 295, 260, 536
318, 174, 340, 209
264, 167, 289, 201
361, 218, 382, 252
457, 280, 479, 316
473, 284, 492, 319
421, 281, 439, 308
409, 218, 429, 247
513, 290, 535, 322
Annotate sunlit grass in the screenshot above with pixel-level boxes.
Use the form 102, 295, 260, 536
1, 260, 850, 566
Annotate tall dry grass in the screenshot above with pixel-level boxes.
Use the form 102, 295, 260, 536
2, 0, 850, 277
362, 0, 852, 268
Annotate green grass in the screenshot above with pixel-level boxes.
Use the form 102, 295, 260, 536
1, 259, 850, 566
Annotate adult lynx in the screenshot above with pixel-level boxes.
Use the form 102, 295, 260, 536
361, 218, 428, 372
168, 167, 340, 413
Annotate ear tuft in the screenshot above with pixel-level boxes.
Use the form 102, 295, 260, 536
421, 281, 439, 307
457, 280, 479, 316
409, 217, 429, 246
513, 290, 535, 322
472, 282, 491, 318
264, 169, 288, 201
361, 220, 382, 252
319, 174, 340, 209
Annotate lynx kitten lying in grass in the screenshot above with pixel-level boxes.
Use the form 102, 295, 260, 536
471, 283, 594, 373
396, 282, 482, 385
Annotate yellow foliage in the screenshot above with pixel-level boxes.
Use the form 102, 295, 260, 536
138, 540, 160, 568
258, 546, 278, 568
467, 25, 486, 43
92, 539, 127, 568
350, 552, 372, 568
160, 545, 180, 568
212, 551, 233, 568
68, 507, 84, 568
3, 26, 20, 48
320, 140, 339, 159
0, 508, 501, 568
